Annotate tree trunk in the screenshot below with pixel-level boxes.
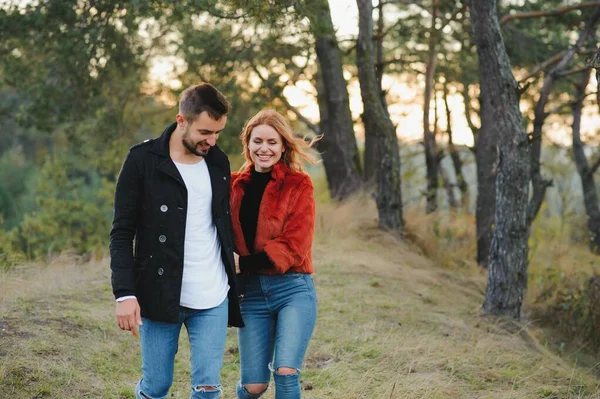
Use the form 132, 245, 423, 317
423, 0, 439, 213
476, 90, 498, 268
461, 81, 480, 139
572, 69, 600, 254
471, 0, 531, 320
356, 0, 404, 233
527, 74, 553, 224
461, 80, 496, 267
527, 8, 600, 226
362, 109, 379, 186
440, 162, 458, 209
363, 0, 388, 186
305, 0, 363, 201
435, 87, 457, 209
443, 82, 468, 210
375, 1, 388, 115
594, 48, 600, 106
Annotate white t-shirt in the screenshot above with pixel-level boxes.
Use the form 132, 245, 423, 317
174, 159, 229, 309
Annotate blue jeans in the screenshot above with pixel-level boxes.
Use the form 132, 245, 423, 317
236, 273, 317, 399
135, 297, 228, 399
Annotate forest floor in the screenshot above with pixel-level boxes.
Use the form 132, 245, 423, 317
1, 198, 599, 398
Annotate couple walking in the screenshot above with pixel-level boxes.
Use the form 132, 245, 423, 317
109, 83, 318, 399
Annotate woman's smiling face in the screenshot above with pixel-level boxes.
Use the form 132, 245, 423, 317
248, 124, 285, 172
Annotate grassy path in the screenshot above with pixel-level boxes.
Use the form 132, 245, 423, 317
1, 217, 599, 398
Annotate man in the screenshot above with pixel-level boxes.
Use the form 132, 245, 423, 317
109, 83, 243, 399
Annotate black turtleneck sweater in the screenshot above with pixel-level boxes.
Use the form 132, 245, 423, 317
239, 169, 275, 272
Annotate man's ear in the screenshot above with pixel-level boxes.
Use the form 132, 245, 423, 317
175, 114, 186, 127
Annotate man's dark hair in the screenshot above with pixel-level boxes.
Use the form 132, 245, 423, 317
179, 83, 230, 122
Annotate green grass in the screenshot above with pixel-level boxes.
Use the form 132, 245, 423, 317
1, 200, 600, 398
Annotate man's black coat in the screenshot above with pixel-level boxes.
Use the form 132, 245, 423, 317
109, 123, 243, 327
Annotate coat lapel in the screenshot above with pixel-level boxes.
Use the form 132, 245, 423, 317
151, 123, 186, 187
151, 123, 231, 195
157, 158, 185, 186
206, 161, 227, 207
205, 145, 230, 216
231, 166, 252, 255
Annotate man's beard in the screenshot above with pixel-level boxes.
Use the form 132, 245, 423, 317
182, 128, 210, 157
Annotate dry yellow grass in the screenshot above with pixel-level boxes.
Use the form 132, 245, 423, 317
1, 197, 599, 398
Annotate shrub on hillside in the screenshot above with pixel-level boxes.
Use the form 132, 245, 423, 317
0, 223, 26, 270
531, 269, 600, 351
1, 154, 112, 264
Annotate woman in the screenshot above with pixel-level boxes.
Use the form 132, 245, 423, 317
230, 109, 319, 399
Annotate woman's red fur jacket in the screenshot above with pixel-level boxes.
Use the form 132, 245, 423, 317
230, 161, 315, 274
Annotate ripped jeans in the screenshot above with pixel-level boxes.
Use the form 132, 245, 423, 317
236, 273, 317, 399
135, 297, 228, 399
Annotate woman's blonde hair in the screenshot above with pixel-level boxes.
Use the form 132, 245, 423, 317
239, 109, 320, 172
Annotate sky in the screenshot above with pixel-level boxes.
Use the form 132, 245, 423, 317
328, 0, 360, 38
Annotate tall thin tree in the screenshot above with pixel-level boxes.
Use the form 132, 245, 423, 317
471, 0, 531, 319
460, 76, 498, 268
356, 0, 404, 233
423, 0, 440, 213
304, 0, 363, 200
572, 69, 600, 254
443, 81, 468, 209
363, 0, 389, 185
527, 8, 600, 226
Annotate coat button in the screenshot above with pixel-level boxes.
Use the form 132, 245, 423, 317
157, 267, 164, 276
160, 205, 168, 212
158, 235, 167, 243
223, 176, 226, 180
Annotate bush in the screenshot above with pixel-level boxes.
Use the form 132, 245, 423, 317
2, 153, 112, 262
530, 270, 600, 351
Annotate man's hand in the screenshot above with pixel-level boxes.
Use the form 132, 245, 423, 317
116, 298, 142, 338
234, 252, 240, 274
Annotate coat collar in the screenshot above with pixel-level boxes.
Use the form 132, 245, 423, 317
150, 122, 231, 199
235, 161, 289, 186
150, 122, 229, 169
150, 122, 176, 157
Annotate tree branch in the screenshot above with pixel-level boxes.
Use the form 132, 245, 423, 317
205, 4, 248, 20
278, 97, 321, 135
380, 55, 422, 67
461, 82, 480, 135
439, 2, 468, 30
250, 64, 320, 135
518, 50, 568, 82
588, 156, 600, 178
547, 91, 592, 115
388, 0, 431, 16
556, 65, 592, 78
500, 2, 600, 25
